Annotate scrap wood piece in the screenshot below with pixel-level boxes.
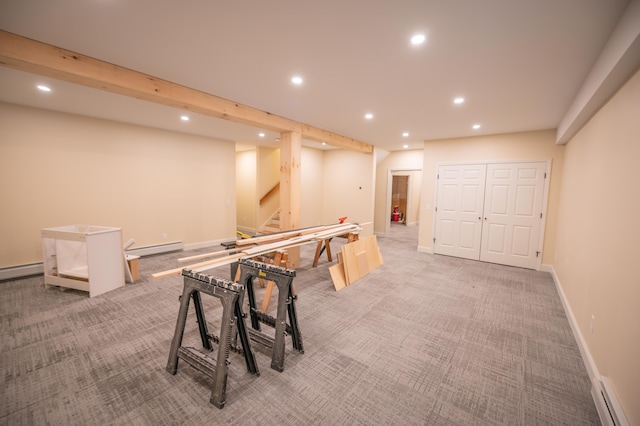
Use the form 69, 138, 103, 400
329, 263, 346, 291
328, 235, 383, 289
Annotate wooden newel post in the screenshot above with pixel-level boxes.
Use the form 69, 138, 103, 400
279, 131, 302, 268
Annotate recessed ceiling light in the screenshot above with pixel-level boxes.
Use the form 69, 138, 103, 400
180, 115, 189, 121
403, 144, 409, 149
259, 132, 265, 137
322, 142, 326, 145
365, 113, 374, 120
472, 124, 481, 129
410, 34, 426, 45
37, 85, 51, 92
454, 97, 464, 104
291, 76, 303, 85
402, 132, 409, 137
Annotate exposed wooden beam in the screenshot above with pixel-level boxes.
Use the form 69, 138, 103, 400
0, 30, 374, 154
279, 131, 302, 267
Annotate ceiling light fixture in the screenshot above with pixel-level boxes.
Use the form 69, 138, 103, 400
454, 97, 464, 104
410, 34, 426, 45
37, 85, 51, 92
180, 115, 189, 121
259, 132, 265, 137
291, 76, 303, 85
403, 144, 409, 149
365, 113, 374, 120
473, 124, 481, 129
402, 132, 409, 137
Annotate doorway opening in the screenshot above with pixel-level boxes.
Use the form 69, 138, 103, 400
391, 175, 408, 224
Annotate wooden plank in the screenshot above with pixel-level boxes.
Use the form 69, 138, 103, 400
329, 263, 347, 291
178, 248, 239, 262
339, 235, 383, 286
152, 224, 362, 278
0, 30, 373, 154
151, 253, 244, 279
234, 224, 330, 246
364, 235, 383, 270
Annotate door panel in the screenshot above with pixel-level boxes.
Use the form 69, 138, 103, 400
434, 164, 486, 260
480, 162, 545, 269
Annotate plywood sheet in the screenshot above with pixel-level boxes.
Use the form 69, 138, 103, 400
329, 263, 347, 291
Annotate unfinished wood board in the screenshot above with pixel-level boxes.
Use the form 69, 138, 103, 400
329, 263, 347, 291
339, 235, 384, 286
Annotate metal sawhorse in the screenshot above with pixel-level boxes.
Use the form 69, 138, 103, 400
166, 269, 259, 409
234, 258, 304, 372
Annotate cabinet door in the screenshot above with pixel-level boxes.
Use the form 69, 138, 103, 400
480, 162, 546, 269
434, 164, 486, 260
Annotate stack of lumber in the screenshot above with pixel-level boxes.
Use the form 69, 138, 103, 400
329, 235, 383, 291
151, 223, 362, 279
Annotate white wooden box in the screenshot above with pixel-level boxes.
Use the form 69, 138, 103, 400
41, 225, 125, 298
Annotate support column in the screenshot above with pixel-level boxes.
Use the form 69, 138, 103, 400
279, 131, 302, 267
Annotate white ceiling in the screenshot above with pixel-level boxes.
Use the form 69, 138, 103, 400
0, 0, 630, 152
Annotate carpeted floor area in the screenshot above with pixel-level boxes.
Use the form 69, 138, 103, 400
0, 224, 600, 425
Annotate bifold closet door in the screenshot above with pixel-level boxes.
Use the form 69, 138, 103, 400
479, 162, 545, 269
433, 164, 486, 260
434, 161, 546, 269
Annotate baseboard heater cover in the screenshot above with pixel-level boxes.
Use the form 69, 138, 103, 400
599, 377, 629, 426
0, 263, 44, 281
1, 241, 183, 281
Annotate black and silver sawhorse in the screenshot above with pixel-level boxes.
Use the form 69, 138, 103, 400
235, 258, 304, 372
166, 269, 259, 409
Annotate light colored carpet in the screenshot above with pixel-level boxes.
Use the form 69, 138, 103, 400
0, 224, 599, 425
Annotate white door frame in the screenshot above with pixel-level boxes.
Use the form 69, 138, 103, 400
385, 168, 421, 235
432, 159, 552, 270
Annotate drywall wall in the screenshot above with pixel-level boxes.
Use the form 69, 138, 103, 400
0, 102, 236, 268
322, 149, 375, 236
418, 129, 564, 265
553, 67, 640, 425
374, 149, 424, 234
235, 149, 257, 232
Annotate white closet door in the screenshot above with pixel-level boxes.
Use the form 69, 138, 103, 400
480, 162, 546, 269
434, 164, 486, 260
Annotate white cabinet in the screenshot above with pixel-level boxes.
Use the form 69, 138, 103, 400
42, 225, 125, 298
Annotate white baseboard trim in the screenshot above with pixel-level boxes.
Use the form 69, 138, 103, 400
417, 245, 433, 254
547, 264, 628, 426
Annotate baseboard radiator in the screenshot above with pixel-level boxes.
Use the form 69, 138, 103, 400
596, 377, 629, 426
0, 241, 183, 281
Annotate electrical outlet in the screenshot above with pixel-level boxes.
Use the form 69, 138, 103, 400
162, 233, 167, 240
590, 314, 595, 333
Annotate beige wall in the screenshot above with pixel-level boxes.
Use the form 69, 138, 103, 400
322, 149, 375, 235
235, 149, 257, 232
418, 129, 565, 265
553, 68, 640, 424
374, 149, 424, 234
0, 102, 237, 268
